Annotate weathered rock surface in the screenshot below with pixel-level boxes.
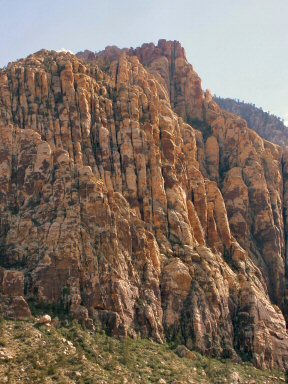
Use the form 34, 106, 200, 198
214, 97, 288, 147
0, 267, 31, 319
0, 40, 288, 370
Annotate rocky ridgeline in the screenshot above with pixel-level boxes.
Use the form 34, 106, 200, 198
0, 40, 288, 370
214, 97, 288, 147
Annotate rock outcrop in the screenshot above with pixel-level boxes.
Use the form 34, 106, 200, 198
214, 96, 288, 147
0, 40, 288, 370
0, 267, 31, 319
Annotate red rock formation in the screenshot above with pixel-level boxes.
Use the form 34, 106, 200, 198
0, 267, 31, 320
214, 97, 288, 147
0, 40, 288, 370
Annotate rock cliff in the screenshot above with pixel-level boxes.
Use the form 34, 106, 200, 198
214, 96, 288, 147
1, 40, 288, 370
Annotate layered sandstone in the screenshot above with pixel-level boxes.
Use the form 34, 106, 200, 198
0, 40, 288, 370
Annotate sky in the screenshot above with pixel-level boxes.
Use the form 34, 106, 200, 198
1, 0, 288, 123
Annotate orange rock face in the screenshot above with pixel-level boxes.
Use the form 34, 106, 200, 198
214, 97, 288, 147
0, 40, 288, 370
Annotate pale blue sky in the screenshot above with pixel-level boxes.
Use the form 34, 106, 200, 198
1, 0, 287, 122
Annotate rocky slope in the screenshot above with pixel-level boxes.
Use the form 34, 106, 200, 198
214, 97, 288, 146
0, 318, 285, 384
1, 40, 288, 371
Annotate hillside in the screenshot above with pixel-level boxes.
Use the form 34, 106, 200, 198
214, 97, 288, 146
0, 317, 285, 384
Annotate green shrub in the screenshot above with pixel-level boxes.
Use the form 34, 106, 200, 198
120, 337, 131, 366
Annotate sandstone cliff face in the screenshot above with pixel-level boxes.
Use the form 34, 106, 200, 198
214, 97, 288, 147
0, 41, 288, 370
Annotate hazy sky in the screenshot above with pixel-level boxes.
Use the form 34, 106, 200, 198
1, 0, 287, 122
